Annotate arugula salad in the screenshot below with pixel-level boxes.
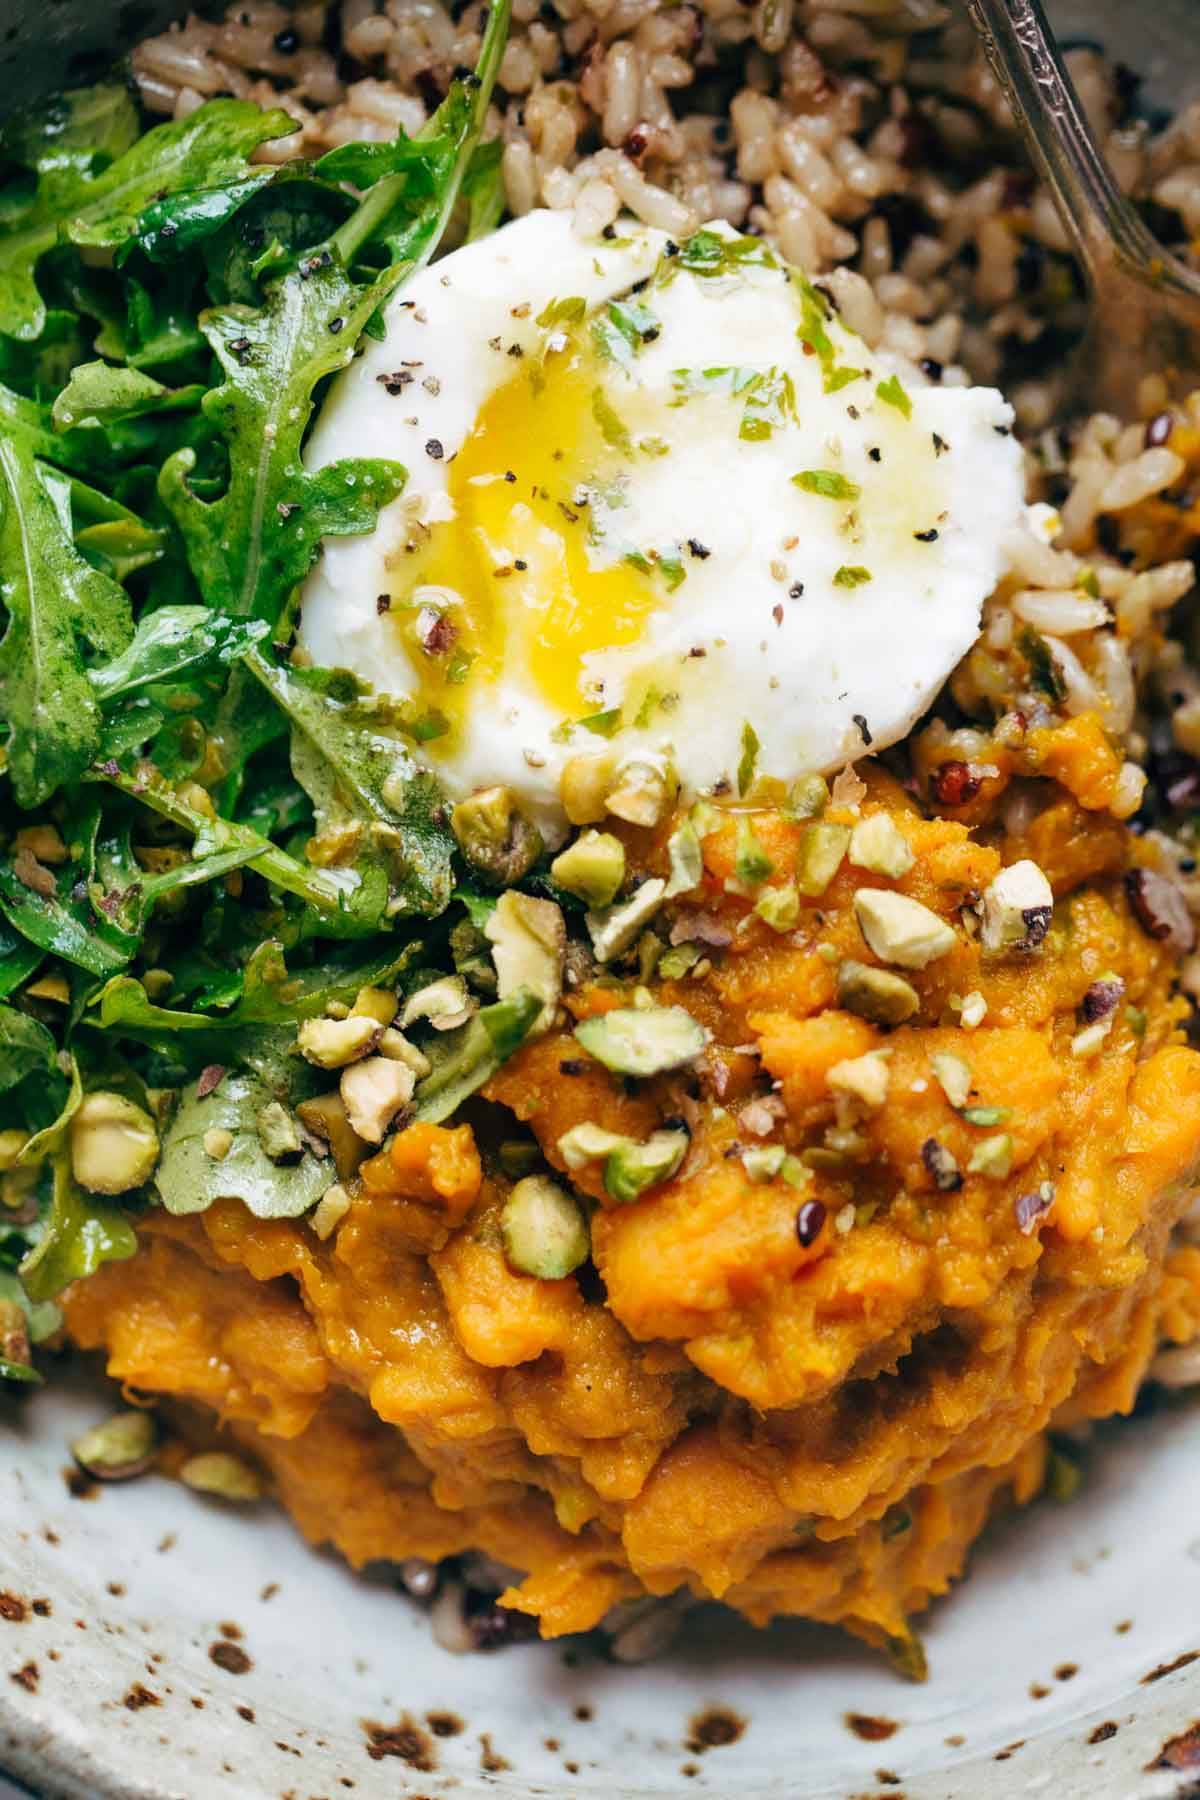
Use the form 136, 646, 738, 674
0, 1, 528, 1383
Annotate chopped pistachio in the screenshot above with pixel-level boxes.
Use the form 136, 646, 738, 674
967, 1132, 1013, 1179
485, 892, 565, 1034
728, 815, 774, 893
636, 931, 663, 985
605, 755, 678, 828
796, 822, 850, 897
296, 1091, 369, 1180
930, 1050, 972, 1110
297, 1013, 381, 1069
71, 1410, 159, 1482
309, 1183, 351, 1240
958, 990, 988, 1030
785, 773, 828, 821
755, 882, 800, 932
255, 1100, 304, 1165
557, 1122, 632, 1171
586, 877, 666, 963
742, 1145, 786, 1183
1070, 1020, 1112, 1057
561, 751, 616, 824
351, 985, 398, 1026
827, 1050, 891, 1110
411, 988, 541, 1124
979, 859, 1054, 954
604, 1129, 688, 1203
551, 830, 626, 907
377, 1028, 432, 1077
501, 1175, 590, 1279
657, 942, 702, 980
848, 813, 914, 879
179, 1451, 262, 1503
400, 974, 474, 1031
854, 888, 957, 969
665, 819, 703, 898
1125, 1004, 1147, 1038
450, 785, 542, 885
689, 799, 721, 838
836, 959, 920, 1026
70, 1091, 159, 1195
575, 1003, 707, 1077
202, 1126, 234, 1161
339, 1056, 415, 1144
960, 1103, 1010, 1127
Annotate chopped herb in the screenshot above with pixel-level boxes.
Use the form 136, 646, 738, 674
578, 707, 622, 738
833, 565, 872, 588
591, 385, 632, 454
737, 721, 760, 797
876, 373, 912, 419
793, 469, 861, 502
1018, 627, 1067, 702
734, 816, 774, 887
536, 294, 586, 328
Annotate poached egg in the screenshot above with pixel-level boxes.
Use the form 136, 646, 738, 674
300, 209, 1025, 836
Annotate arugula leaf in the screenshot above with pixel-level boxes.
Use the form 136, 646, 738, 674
156, 1068, 329, 1221
19, 1153, 137, 1304
0, 793, 137, 975
244, 648, 454, 918
413, 986, 541, 1123
0, 1003, 57, 1092
94, 762, 383, 936
158, 264, 408, 626
0, 81, 139, 179
71, 479, 169, 583
0, 921, 42, 999
89, 605, 270, 705
0, 440, 134, 806
51, 360, 204, 432
0, 98, 295, 341
318, 0, 509, 274
135, 170, 280, 265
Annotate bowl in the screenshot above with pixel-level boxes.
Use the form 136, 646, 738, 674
1, 4, 1199, 1796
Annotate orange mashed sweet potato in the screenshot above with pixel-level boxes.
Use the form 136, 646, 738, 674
64, 735, 1200, 1664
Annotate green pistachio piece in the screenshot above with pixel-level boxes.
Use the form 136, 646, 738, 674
603, 1129, 688, 1203
551, 829, 627, 908
657, 942, 702, 980
742, 1145, 786, 1182
180, 1451, 263, 1502
71, 1409, 159, 1481
796, 822, 850, 897
733, 816, 774, 888
575, 1003, 707, 1077
485, 891, 565, 1034
255, 1100, 304, 1165
848, 813, 914, 879
967, 1132, 1013, 1179
853, 888, 957, 969
755, 882, 800, 931
586, 877, 666, 963
400, 973, 474, 1029
412, 987, 542, 1123
665, 819, 704, 897
450, 785, 543, 886
785, 773, 828, 821
929, 1051, 972, 1110
836, 958, 920, 1026
69, 1092, 160, 1196
501, 1175, 590, 1279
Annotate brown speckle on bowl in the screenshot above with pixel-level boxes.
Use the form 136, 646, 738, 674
362, 1716, 436, 1770
218, 1621, 243, 1640
1115, 1619, 1133, 1634
122, 1683, 161, 1711
63, 1466, 98, 1501
9, 1663, 38, 1693
0, 1595, 27, 1624
236, 1705, 255, 1724
1029, 1683, 1051, 1700
1148, 1721, 1200, 1770
1054, 1663, 1078, 1682
1141, 1650, 1198, 1684
574, 1704, 593, 1722
426, 1710, 463, 1738
993, 1739, 1024, 1761
875, 1772, 903, 1788
479, 1731, 510, 1772
1089, 1721, 1119, 1744
209, 1640, 252, 1675
847, 1715, 899, 1743
30, 1599, 50, 1617
686, 1706, 745, 1752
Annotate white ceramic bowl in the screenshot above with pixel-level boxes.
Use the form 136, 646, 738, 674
3, 6, 1200, 1796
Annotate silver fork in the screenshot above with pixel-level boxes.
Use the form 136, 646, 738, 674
964, 0, 1200, 413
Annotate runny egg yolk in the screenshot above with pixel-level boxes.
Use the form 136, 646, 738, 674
382, 336, 667, 740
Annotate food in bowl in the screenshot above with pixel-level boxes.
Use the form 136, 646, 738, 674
3, 0, 1200, 1676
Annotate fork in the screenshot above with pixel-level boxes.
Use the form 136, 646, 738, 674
963, 0, 1200, 413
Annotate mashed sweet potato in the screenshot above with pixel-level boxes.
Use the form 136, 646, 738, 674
64, 742, 1200, 1664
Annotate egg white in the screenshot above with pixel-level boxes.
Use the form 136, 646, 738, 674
300, 209, 1025, 835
